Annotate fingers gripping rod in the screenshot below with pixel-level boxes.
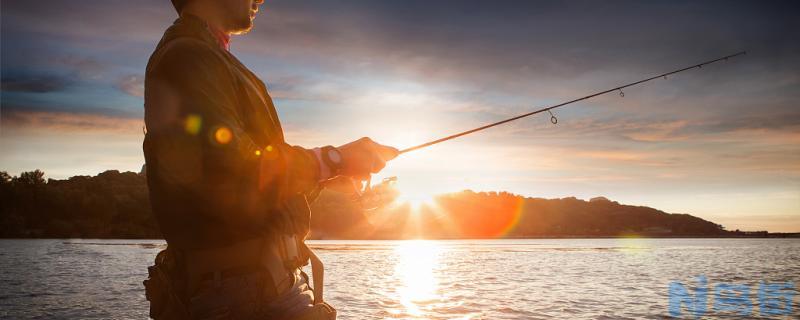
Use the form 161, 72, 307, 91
398, 51, 746, 154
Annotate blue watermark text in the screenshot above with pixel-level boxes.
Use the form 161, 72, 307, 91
669, 276, 795, 317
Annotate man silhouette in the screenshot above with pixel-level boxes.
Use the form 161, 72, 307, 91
142, 0, 398, 318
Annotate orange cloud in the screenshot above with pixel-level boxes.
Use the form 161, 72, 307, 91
622, 120, 691, 142
2, 110, 143, 135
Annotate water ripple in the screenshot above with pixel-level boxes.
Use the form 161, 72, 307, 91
1, 239, 798, 319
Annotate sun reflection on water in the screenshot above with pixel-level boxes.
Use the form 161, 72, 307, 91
392, 240, 443, 317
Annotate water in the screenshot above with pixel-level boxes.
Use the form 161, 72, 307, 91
1, 239, 798, 319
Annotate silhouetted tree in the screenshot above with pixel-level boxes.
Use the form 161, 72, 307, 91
14, 170, 45, 185
0, 171, 11, 185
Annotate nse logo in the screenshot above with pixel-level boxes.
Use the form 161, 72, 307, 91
669, 276, 796, 317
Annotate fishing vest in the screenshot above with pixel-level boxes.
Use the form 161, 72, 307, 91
142, 13, 327, 318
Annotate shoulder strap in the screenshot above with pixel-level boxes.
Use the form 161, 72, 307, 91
304, 242, 325, 304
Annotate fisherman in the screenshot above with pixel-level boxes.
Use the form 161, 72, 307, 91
142, 0, 398, 319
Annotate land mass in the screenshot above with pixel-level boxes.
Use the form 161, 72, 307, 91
1, 170, 796, 239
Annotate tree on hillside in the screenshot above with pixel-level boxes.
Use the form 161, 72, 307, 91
14, 170, 46, 185
0, 171, 11, 185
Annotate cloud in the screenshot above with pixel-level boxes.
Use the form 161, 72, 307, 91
0, 1, 174, 45
56, 56, 108, 80
0, 56, 109, 94
117, 75, 144, 98
266, 75, 350, 102
2, 110, 143, 135
621, 120, 691, 142
576, 150, 648, 162
0, 75, 70, 93
235, 0, 800, 100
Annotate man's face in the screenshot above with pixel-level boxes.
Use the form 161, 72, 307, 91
224, 0, 263, 34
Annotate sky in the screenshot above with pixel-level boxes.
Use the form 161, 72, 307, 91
1, 0, 798, 232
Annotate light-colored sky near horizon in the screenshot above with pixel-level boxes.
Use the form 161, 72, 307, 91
1, 0, 798, 231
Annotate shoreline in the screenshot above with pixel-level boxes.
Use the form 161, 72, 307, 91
2, 234, 799, 241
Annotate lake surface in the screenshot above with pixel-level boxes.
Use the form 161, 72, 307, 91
1, 239, 798, 319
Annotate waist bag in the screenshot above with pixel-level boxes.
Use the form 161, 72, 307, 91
144, 248, 190, 319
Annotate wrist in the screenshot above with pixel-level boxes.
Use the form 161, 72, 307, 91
315, 145, 342, 180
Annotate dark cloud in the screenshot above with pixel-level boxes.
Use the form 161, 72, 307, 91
0, 55, 108, 95
0, 75, 70, 93
702, 113, 800, 133
0, 0, 174, 44
238, 0, 800, 95
1, 0, 173, 89
3, 0, 798, 118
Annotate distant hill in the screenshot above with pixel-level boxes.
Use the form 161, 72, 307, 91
0, 170, 158, 238
309, 189, 729, 239
0, 170, 790, 239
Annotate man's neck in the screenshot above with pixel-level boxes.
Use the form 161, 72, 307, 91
180, 9, 231, 51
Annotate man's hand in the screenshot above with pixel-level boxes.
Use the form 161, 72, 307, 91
337, 137, 399, 181
321, 176, 362, 195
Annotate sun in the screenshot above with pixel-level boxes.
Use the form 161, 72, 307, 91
394, 180, 436, 209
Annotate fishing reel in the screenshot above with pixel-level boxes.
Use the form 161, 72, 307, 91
326, 175, 399, 211
355, 176, 399, 211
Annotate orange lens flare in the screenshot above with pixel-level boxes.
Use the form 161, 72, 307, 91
437, 193, 524, 238
214, 126, 233, 144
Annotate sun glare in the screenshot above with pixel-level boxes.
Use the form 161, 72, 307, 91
393, 240, 443, 317
396, 187, 435, 210
384, 170, 437, 210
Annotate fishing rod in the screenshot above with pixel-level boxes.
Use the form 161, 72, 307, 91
359, 52, 746, 208
399, 51, 747, 154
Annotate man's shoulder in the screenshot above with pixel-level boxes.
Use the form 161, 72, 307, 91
147, 16, 228, 71
161, 37, 219, 61
147, 36, 226, 77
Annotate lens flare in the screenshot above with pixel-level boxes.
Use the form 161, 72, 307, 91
184, 114, 202, 135
437, 192, 525, 238
213, 126, 233, 144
